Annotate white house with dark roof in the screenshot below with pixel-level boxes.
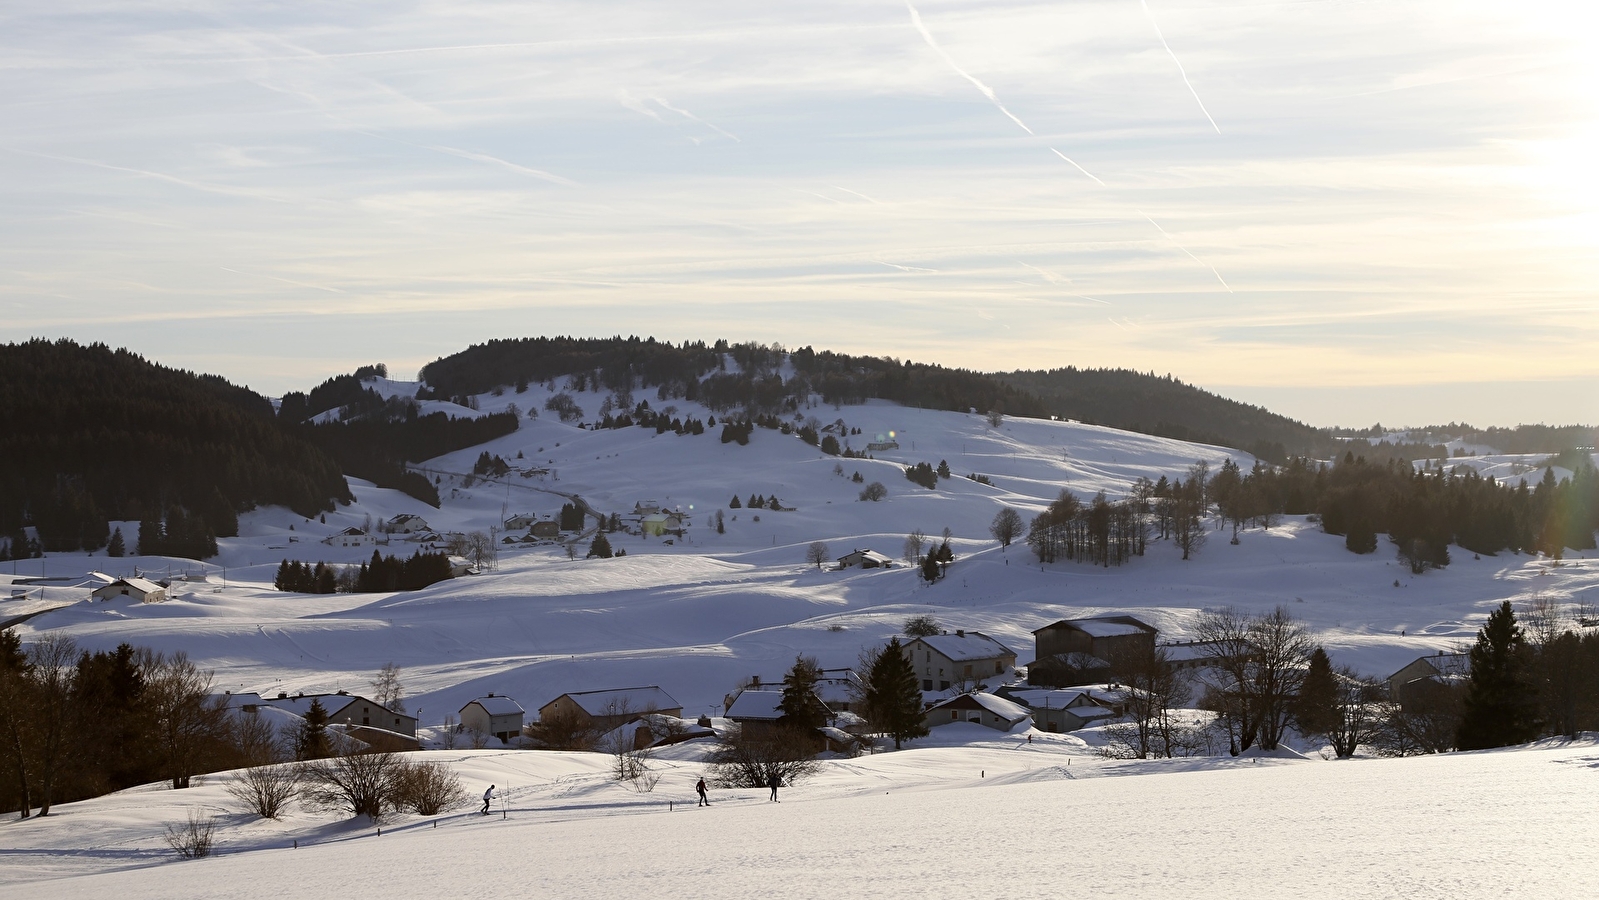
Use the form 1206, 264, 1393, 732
90, 577, 167, 604
538, 686, 682, 733
837, 549, 894, 569
459, 694, 525, 744
923, 692, 1032, 732
321, 526, 375, 548
260, 691, 418, 738
386, 513, 430, 534
902, 630, 1017, 693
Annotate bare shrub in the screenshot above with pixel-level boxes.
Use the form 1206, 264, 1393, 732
226, 763, 301, 819
902, 615, 941, 637
163, 810, 217, 859
709, 726, 821, 789
299, 751, 406, 820
858, 481, 887, 502
525, 707, 600, 750
392, 759, 467, 815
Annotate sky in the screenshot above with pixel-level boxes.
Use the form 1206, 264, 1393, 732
2, 0, 1595, 428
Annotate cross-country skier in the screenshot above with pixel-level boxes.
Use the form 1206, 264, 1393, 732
482, 784, 495, 815
696, 777, 709, 806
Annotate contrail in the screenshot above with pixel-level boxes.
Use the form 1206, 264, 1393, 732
1140, 0, 1221, 133
653, 97, 741, 143
1137, 210, 1232, 292
219, 266, 346, 294
874, 260, 939, 273
905, 0, 1102, 184
832, 186, 880, 204
1049, 147, 1104, 185
425, 145, 577, 185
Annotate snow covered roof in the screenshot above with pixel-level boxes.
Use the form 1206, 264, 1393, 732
725, 690, 786, 720
1065, 705, 1116, 721
999, 688, 1095, 710
926, 691, 1031, 722
1045, 616, 1156, 638
915, 631, 1015, 662
108, 577, 164, 595
561, 686, 681, 716
210, 692, 264, 709
462, 695, 525, 716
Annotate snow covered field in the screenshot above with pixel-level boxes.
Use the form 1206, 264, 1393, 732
3, 389, 1595, 895
6, 736, 1597, 897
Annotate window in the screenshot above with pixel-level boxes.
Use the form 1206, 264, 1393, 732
939, 681, 950, 691
922, 679, 933, 691
963, 664, 972, 677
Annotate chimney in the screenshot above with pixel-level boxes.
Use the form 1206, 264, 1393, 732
278, 692, 288, 699
956, 629, 965, 637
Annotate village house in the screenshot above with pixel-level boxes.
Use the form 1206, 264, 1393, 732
321, 526, 375, 549
836, 549, 894, 570
1029, 615, 1158, 686
640, 512, 687, 537
386, 513, 430, 535
503, 513, 538, 531
738, 668, 863, 714
902, 630, 1018, 693
996, 686, 1121, 733
632, 500, 662, 516
1387, 651, 1471, 709
458, 694, 526, 745
537, 686, 683, 734
90, 577, 167, 604
260, 690, 419, 747
530, 519, 561, 539
724, 688, 854, 752
922, 692, 1032, 732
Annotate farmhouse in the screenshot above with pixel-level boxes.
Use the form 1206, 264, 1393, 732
538, 686, 683, 734
260, 690, 419, 742
503, 513, 537, 531
837, 549, 893, 570
458, 694, 526, 745
1387, 651, 1471, 709
996, 686, 1120, 733
902, 630, 1017, 693
90, 577, 167, 604
640, 512, 686, 537
923, 692, 1032, 732
530, 520, 561, 539
1029, 615, 1158, 686
321, 526, 374, 548
386, 514, 430, 534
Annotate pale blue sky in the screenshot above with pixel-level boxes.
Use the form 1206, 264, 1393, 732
3, 1, 1594, 427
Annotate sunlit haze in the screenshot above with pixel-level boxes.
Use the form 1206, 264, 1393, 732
3, 1, 1595, 427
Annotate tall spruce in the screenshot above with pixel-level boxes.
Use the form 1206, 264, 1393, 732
1292, 647, 1340, 739
864, 638, 929, 749
778, 656, 827, 731
1456, 601, 1540, 749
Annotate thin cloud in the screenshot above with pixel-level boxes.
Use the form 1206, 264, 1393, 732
652, 97, 741, 142
424, 145, 577, 185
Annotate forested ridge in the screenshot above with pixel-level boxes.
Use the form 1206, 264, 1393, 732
0, 340, 351, 557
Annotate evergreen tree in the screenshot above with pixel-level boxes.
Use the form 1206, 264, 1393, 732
296, 698, 331, 759
106, 527, 125, 558
587, 532, 614, 559
778, 656, 827, 731
1292, 647, 1340, 739
864, 638, 928, 749
1457, 601, 1540, 749
921, 554, 940, 583
729, 495, 741, 509
937, 459, 951, 480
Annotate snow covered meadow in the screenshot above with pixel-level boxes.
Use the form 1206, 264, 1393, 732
3, 383, 1595, 894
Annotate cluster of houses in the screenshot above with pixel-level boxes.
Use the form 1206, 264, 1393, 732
208, 612, 1475, 758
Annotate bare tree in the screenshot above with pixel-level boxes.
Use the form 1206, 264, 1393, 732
1327, 667, 1386, 758
226, 763, 302, 819
902, 529, 926, 564
989, 508, 1023, 548
27, 633, 78, 815
163, 810, 217, 859
525, 707, 600, 750
805, 541, 830, 570
369, 662, 405, 714
902, 615, 941, 637
1107, 644, 1189, 759
986, 409, 1004, 428
1194, 606, 1313, 753
140, 650, 226, 790
465, 531, 497, 571
708, 725, 822, 789
300, 751, 407, 820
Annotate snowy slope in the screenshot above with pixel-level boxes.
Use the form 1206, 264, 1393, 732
7, 390, 1596, 728
5, 737, 1597, 897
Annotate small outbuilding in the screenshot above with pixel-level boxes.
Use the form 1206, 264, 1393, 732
90, 577, 167, 604
923, 692, 1032, 732
837, 549, 893, 570
538, 686, 683, 734
321, 526, 375, 548
459, 694, 526, 745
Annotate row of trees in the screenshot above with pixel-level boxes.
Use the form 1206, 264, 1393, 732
273, 551, 455, 594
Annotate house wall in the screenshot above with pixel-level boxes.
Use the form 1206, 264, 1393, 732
327, 699, 417, 737
461, 704, 524, 742
902, 641, 1014, 693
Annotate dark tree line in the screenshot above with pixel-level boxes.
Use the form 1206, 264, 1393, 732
0, 340, 352, 557
292, 406, 519, 508
0, 632, 266, 817
275, 551, 453, 594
